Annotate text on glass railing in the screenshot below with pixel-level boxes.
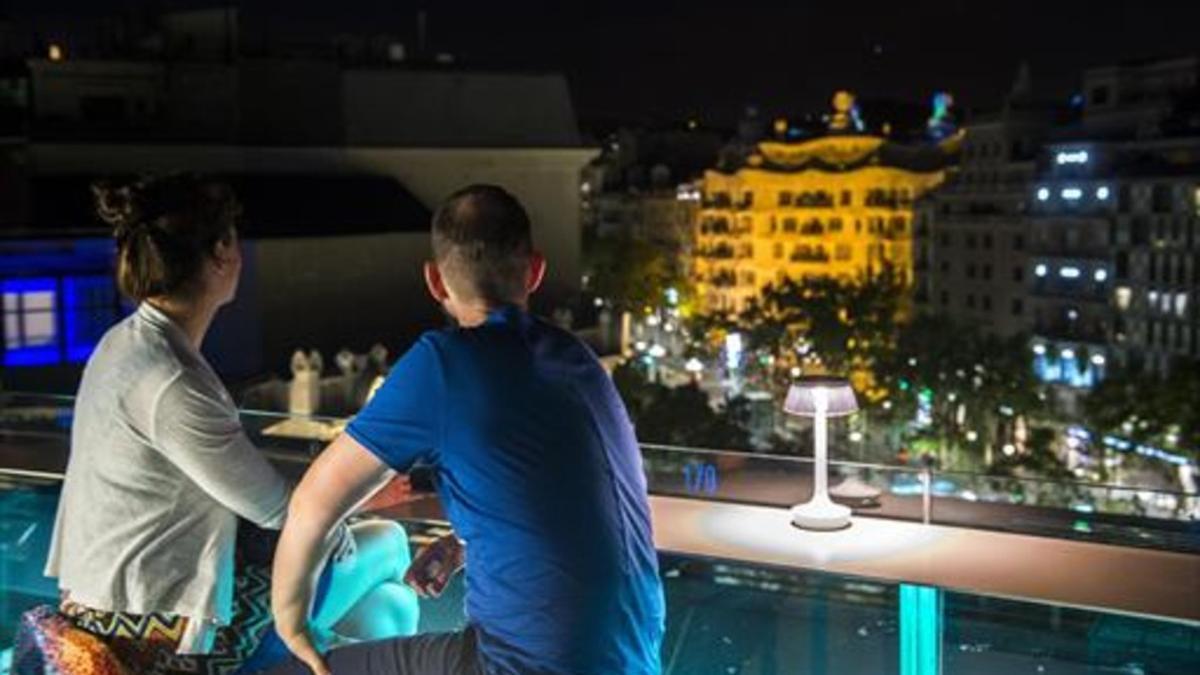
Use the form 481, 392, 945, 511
682, 461, 720, 496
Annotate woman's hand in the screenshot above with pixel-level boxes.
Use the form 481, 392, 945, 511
356, 474, 413, 513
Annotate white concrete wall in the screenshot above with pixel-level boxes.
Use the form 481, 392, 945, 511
343, 70, 579, 147
31, 143, 596, 307
27, 60, 163, 123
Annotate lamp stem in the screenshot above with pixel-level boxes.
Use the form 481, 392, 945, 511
814, 412, 829, 500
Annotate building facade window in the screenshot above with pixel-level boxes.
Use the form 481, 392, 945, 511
1011, 298, 1023, 315
2, 275, 118, 367
3, 278, 57, 366
1013, 266, 1024, 282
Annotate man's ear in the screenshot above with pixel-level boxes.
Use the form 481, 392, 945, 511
526, 251, 547, 295
424, 261, 450, 303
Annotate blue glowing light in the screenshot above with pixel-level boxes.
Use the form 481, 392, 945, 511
899, 584, 942, 675
2, 278, 59, 367
2, 274, 119, 367
1036, 187, 1050, 201
926, 92, 956, 141
1102, 435, 1192, 467
1061, 187, 1083, 200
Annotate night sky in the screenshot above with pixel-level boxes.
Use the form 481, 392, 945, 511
6, 1, 1200, 130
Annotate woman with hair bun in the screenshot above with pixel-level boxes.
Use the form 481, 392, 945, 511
44, 174, 421, 674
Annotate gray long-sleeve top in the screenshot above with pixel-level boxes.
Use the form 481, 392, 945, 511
45, 302, 291, 652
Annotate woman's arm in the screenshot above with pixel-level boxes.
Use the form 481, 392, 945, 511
272, 432, 393, 675
152, 372, 290, 528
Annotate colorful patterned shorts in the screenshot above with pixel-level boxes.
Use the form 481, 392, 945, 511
57, 562, 275, 675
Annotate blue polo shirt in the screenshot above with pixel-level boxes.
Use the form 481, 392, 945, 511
346, 307, 665, 675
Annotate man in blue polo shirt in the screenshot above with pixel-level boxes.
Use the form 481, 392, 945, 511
269, 185, 665, 675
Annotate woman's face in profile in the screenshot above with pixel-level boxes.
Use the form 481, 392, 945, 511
210, 229, 243, 306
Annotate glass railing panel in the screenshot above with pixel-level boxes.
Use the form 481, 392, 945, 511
0, 392, 75, 438
5, 393, 1196, 554
942, 588, 1200, 674
930, 470, 1200, 553
640, 443, 1200, 553
657, 552, 1200, 674
2, 455, 1198, 673
659, 554, 899, 674
641, 443, 929, 522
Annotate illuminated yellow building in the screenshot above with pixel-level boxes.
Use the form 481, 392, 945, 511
694, 94, 953, 314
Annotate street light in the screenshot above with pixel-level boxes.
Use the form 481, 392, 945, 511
784, 376, 859, 531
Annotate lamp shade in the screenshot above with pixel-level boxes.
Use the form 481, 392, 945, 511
783, 376, 858, 417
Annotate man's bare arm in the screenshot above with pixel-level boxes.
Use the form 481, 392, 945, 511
271, 433, 392, 675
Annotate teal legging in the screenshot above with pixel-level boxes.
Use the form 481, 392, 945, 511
238, 520, 420, 673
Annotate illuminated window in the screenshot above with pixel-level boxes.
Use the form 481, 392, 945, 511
1035, 264, 1048, 277
1061, 187, 1083, 200
1176, 293, 1189, 318
1055, 150, 1089, 165
2, 276, 118, 367
1060, 266, 1081, 279
1096, 186, 1110, 200
1036, 187, 1050, 201
1115, 286, 1132, 310
3, 279, 59, 366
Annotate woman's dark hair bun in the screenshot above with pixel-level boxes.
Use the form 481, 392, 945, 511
93, 174, 241, 302
92, 180, 142, 238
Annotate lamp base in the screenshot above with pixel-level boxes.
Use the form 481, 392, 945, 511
790, 498, 852, 531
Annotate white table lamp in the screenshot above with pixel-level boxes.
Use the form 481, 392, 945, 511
784, 376, 859, 530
